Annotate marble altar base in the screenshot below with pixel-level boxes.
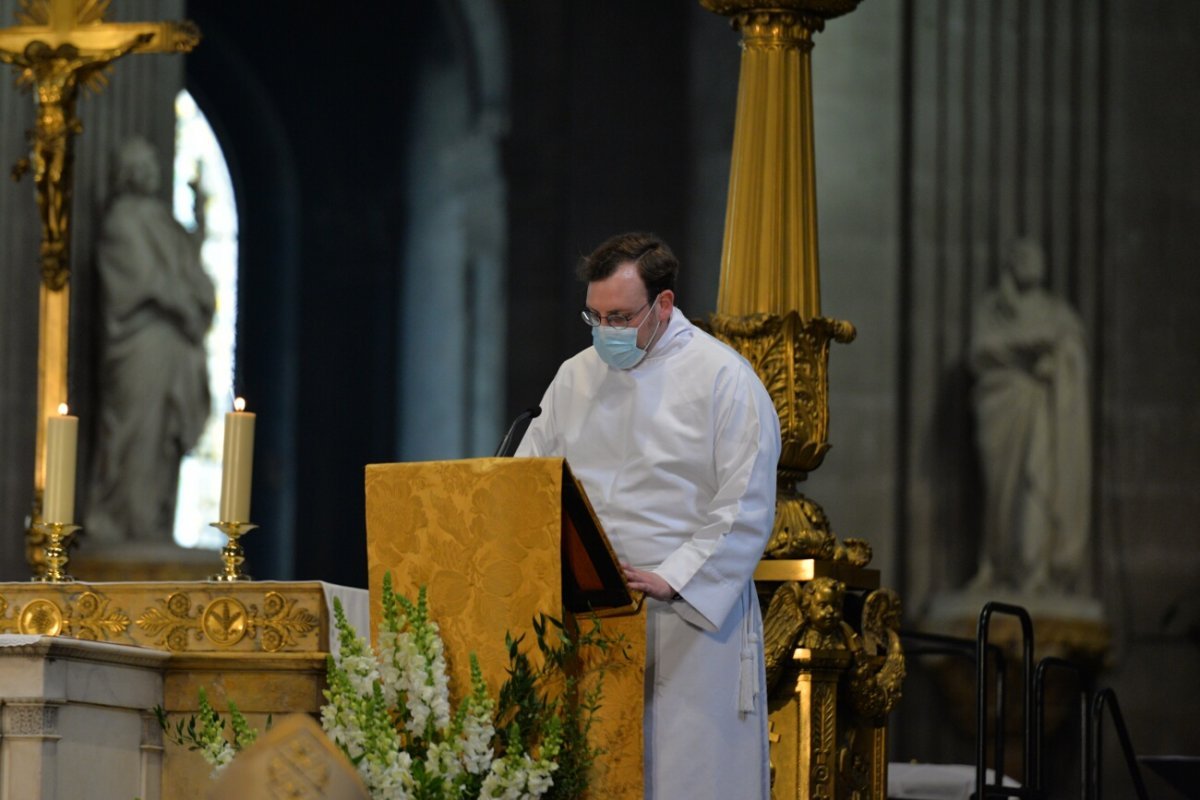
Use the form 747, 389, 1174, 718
0, 635, 171, 800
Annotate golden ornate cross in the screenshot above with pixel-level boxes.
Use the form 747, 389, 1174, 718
0, 0, 198, 567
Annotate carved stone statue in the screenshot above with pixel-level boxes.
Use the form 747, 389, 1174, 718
968, 238, 1091, 595
85, 137, 215, 543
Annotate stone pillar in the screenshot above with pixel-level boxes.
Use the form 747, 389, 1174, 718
0, 701, 61, 799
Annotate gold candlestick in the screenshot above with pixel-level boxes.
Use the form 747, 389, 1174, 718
209, 521, 258, 582
30, 521, 80, 583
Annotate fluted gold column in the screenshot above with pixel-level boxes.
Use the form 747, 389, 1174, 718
702, 3, 903, 799
706, 0, 861, 318
703, 0, 864, 529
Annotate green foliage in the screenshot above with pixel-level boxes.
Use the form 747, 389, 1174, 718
155, 686, 269, 772
495, 613, 624, 800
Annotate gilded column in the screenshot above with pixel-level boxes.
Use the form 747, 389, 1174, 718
709, 5, 834, 319
700, 2, 904, 798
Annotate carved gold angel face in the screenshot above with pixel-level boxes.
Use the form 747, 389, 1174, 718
804, 577, 845, 633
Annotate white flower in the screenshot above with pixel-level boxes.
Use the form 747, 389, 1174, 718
360, 748, 414, 800
313, 587, 575, 800
478, 753, 557, 800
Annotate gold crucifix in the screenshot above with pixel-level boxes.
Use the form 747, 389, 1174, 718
0, 0, 199, 569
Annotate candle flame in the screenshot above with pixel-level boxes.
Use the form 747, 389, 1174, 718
234, 397, 246, 412
58, 403, 69, 415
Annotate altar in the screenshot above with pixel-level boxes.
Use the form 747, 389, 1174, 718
0, 581, 368, 800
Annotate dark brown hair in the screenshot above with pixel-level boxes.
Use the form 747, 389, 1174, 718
576, 232, 678, 301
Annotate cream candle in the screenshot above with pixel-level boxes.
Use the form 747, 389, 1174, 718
219, 397, 256, 522
43, 403, 78, 524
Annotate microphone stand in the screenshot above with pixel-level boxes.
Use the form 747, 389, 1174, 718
494, 406, 542, 457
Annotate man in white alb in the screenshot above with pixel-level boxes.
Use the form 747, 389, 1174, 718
516, 232, 781, 800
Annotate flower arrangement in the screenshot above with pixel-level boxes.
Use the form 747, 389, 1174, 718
162, 573, 618, 800
155, 687, 261, 778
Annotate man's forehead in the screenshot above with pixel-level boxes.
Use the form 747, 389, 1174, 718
585, 264, 645, 308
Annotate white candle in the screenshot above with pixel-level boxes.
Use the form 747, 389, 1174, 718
219, 397, 256, 522
44, 403, 78, 525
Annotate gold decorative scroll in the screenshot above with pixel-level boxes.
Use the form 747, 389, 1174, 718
137, 590, 320, 652
0, 582, 328, 653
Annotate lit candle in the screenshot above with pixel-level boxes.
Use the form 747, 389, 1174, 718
44, 403, 79, 525
219, 397, 256, 522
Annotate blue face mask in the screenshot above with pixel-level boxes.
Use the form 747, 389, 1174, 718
592, 299, 662, 370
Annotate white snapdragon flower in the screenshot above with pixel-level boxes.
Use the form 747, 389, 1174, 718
423, 740, 464, 785
361, 749, 414, 800
343, 651, 382, 698
479, 754, 557, 800
204, 740, 237, 779
459, 709, 496, 775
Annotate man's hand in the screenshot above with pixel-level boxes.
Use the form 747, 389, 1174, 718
622, 563, 676, 601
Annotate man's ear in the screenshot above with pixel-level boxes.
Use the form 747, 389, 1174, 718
658, 289, 676, 316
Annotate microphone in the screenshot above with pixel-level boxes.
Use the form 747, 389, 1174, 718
494, 406, 542, 458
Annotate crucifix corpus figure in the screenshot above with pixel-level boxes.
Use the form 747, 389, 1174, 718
0, 0, 200, 287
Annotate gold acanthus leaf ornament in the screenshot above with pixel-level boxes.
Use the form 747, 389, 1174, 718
709, 312, 854, 476
251, 591, 321, 652
70, 591, 130, 639
767, 490, 836, 560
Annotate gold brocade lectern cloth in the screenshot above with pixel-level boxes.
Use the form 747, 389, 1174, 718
365, 457, 646, 799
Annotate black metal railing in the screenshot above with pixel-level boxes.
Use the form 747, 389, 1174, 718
1033, 656, 1090, 798
1089, 688, 1150, 800
976, 601, 1037, 799
901, 602, 1148, 800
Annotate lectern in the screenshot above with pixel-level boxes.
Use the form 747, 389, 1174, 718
364, 457, 645, 798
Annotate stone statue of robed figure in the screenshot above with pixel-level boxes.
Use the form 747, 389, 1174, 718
968, 238, 1091, 595
86, 137, 215, 543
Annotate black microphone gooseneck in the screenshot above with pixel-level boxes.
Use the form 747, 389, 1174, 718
494, 406, 542, 457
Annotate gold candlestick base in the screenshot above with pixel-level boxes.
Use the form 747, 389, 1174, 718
30, 522, 80, 583
209, 521, 258, 582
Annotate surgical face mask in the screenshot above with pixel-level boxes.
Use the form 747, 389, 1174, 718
592, 298, 662, 370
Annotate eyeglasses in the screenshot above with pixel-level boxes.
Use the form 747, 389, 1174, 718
581, 300, 652, 329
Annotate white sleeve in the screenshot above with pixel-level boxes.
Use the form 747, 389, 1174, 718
653, 364, 781, 631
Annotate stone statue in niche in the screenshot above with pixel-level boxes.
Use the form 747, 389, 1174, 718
85, 137, 215, 544
968, 238, 1091, 595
